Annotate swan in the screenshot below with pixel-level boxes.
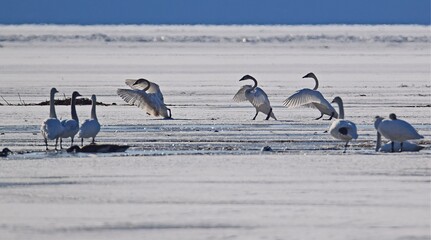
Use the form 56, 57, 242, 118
283, 72, 338, 120
375, 131, 424, 152
328, 96, 358, 153
117, 78, 172, 119
78, 94, 101, 146
233, 75, 277, 120
374, 114, 424, 152
40, 88, 64, 150
59, 91, 82, 148
67, 144, 130, 153
0, 148, 12, 157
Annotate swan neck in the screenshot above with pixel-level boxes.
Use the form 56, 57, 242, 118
49, 91, 57, 119
71, 95, 79, 121
312, 75, 319, 90
375, 132, 382, 152
91, 100, 97, 120
143, 80, 151, 91
250, 78, 258, 89
336, 99, 344, 119
374, 118, 382, 130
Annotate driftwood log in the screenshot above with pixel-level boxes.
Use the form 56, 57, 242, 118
36, 97, 110, 106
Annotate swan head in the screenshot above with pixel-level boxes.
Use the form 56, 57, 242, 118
302, 72, 317, 79
72, 91, 82, 98
133, 78, 150, 85
338, 127, 348, 135
389, 113, 397, 120
374, 116, 384, 130
91, 94, 97, 102
239, 75, 256, 81
50, 88, 59, 95
331, 96, 342, 104
133, 79, 151, 91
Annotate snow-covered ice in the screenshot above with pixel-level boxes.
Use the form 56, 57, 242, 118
0, 24, 430, 239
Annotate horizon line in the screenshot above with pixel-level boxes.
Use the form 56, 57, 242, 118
0, 23, 430, 27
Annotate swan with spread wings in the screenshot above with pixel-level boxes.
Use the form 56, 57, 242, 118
117, 78, 172, 119
233, 75, 276, 120
283, 72, 338, 120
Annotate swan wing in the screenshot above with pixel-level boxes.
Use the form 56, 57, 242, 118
233, 85, 253, 102
117, 88, 166, 117
344, 120, 358, 139
329, 119, 358, 140
249, 87, 270, 108
378, 119, 423, 141
284, 89, 337, 116
395, 120, 423, 139
60, 119, 80, 138
313, 102, 338, 117
143, 81, 164, 102
78, 119, 100, 138
41, 118, 64, 140
284, 89, 327, 108
125, 79, 165, 102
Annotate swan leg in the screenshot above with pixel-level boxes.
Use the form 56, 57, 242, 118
252, 110, 259, 120
400, 142, 403, 152
324, 112, 335, 120
315, 113, 323, 120
60, 138, 63, 149
92, 137, 95, 144
44, 138, 48, 151
265, 108, 272, 120
391, 141, 395, 152
71, 137, 74, 147
55, 138, 59, 150
343, 141, 349, 153
81, 138, 84, 147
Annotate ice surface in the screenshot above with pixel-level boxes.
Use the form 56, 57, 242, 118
0, 25, 430, 240
1, 155, 430, 240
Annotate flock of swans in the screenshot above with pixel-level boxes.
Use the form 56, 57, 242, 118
40, 88, 100, 151
233, 73, 423, 153
35, 73, 425, 154
231, 73, 352, 153
40, 78, 170, 152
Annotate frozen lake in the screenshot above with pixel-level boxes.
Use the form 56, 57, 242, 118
0, 25, 430, 239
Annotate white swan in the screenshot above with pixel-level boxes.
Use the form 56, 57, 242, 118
328, 96, 358, 152
117, 78, 172, 119
60, 91, 82, 148
233, 75, 277, 120
376, 131, 424, 152
283, 72, 338, 120
78, 94, 101, 146
374, 114, 424, 152
40, 88, 64, 150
